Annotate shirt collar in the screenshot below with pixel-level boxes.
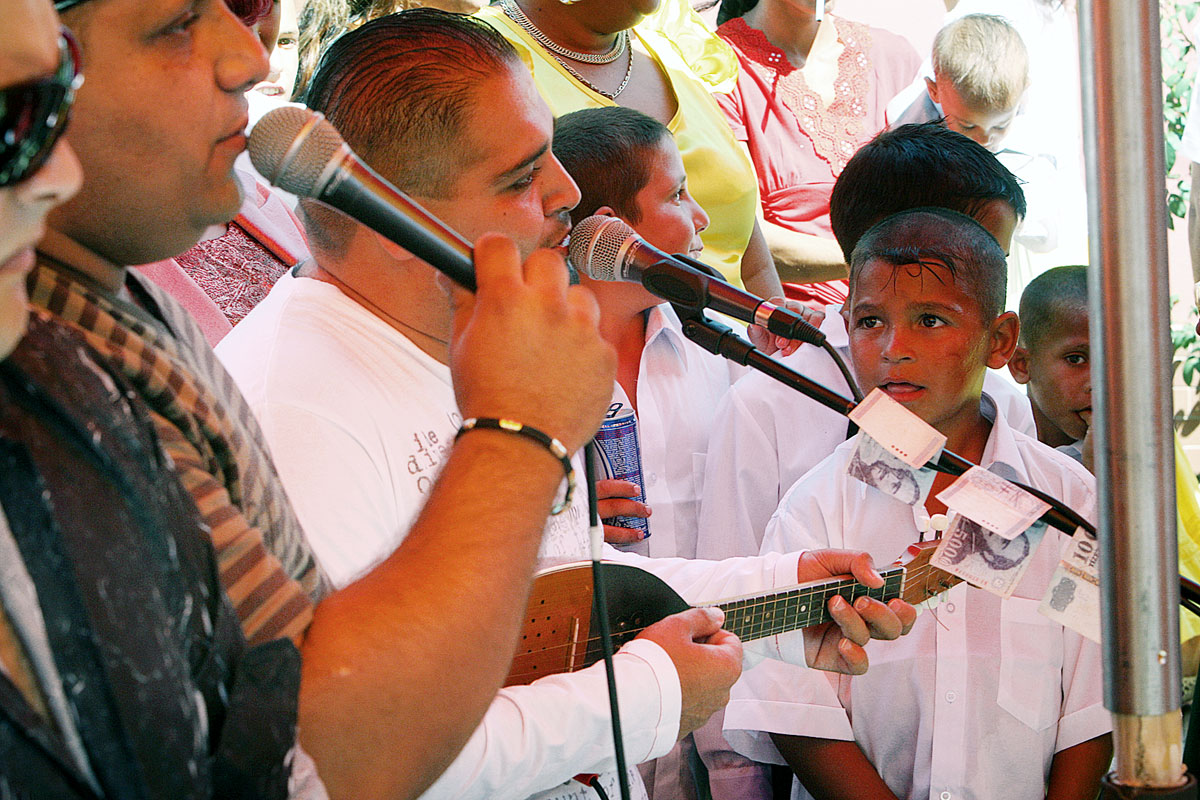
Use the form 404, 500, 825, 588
644, 303, 690, 367
36, 229, 127, 296
978, 391, 1027, 482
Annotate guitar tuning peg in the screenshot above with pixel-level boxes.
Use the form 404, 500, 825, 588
930, 513, 950, 533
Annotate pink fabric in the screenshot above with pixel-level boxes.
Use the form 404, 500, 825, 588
716, 16, 919, 238
138, 171, 310, 347
137, 258, 233, 345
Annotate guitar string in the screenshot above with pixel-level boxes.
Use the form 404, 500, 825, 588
505, 566, 955, 682
512, 565, 941, 664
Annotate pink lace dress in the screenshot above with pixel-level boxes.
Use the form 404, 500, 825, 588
716, 15, 917, 304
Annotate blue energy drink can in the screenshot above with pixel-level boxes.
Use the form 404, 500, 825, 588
592, 403, 650, 538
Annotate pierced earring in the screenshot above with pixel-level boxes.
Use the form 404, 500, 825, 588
558, 0, 583, 4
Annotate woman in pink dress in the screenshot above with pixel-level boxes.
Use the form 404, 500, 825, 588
716, 0, 918, 304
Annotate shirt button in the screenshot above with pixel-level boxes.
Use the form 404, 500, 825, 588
941, 792, 952, 800
647, 472, 658, 486
945, 691, 957, 703
945, 603, 955, 613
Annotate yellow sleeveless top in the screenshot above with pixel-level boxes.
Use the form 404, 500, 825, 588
478, 5, 757, 287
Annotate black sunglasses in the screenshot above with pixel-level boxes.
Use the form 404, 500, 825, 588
0, 28, 83, 188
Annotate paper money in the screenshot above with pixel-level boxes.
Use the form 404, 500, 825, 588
936, 466, 1051, 540
847, 433, 937, 506
931, 515, 1048, 598
847, 388, 947, 468
1038, 527, 1101, 643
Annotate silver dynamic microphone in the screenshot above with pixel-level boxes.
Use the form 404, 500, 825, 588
248, 105, 477, 291
568, 215, 825, 345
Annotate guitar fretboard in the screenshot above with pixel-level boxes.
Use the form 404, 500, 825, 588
714, 566, 906, 642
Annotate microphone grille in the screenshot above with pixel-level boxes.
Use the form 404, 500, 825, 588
248, 105, 346, 197
568, 215, 635, 280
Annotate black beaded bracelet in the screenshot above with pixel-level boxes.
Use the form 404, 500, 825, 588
456, 417, 575, 515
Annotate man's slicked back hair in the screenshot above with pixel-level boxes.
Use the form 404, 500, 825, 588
553, 107, 673, 226
300, 9, 520, 250
304, 8, 519, 198
1018, 265, 1088, 350
849, 207, 1009, 321
830, 122, 1026, 262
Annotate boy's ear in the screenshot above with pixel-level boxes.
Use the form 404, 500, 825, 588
987, 311, 1020, 370
925, 76, 940, 104
594, 205, 618, 219
1008, 345, 1032, 385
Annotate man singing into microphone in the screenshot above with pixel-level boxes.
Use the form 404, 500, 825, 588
217, 11, 916, 800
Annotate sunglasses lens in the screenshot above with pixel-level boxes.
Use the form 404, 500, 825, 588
0, 30, 79, 188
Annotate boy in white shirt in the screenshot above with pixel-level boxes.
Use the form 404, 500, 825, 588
1007, 266, 1091, 464
726, 208, 1111, 800
553, 105, 770, 800
552, 106, 731, 558
696, 123, 1035, 562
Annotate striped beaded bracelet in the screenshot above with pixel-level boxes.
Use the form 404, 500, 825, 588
456, 417, 575, 515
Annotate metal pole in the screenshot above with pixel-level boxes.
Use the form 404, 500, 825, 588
1079, 0, 1189, 791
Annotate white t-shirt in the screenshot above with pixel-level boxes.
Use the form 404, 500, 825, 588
724, 406, 1111, 800
696, 306, 1036, 561
217, 271, 809, 800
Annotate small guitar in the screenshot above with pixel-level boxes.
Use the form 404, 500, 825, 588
505, 542, 960, 687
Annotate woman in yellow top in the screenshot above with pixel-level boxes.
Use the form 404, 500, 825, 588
478, 0, 784, 296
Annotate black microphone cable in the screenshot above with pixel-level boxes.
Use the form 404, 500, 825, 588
583, 441, 632, 800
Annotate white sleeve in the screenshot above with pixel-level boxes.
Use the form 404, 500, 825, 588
695, 387, 782, 561
417, 640, 681, 800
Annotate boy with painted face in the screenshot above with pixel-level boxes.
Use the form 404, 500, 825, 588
725, 209, 1111, 800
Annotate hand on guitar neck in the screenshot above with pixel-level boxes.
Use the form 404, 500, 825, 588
631, 551, 918, 739
795, 549, 918, 675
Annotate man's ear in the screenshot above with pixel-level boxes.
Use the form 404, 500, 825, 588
1008, 346, 1032, 385
594, 205, 618, 218
987, 310, 1020, 370
925, 76, 940, 104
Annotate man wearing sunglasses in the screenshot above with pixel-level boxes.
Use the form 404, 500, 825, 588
0, 1, 321, 797
17, 0, 633, 798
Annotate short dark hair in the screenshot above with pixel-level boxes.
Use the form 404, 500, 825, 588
553, 107, 673, 226
830, 122, 1027, 262
305, 9, 518, 197
1018, 265, 1088, 350
300, 9, 520, 249
849, 207, 1008, 321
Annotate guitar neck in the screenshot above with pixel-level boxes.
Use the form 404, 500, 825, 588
713, 566, 906, 643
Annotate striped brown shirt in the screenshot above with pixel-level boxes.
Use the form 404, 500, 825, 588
30, 231, 328, 645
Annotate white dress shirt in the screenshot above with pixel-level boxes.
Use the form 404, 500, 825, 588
724, 403, 1111, 800
609, 303, 743, 560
